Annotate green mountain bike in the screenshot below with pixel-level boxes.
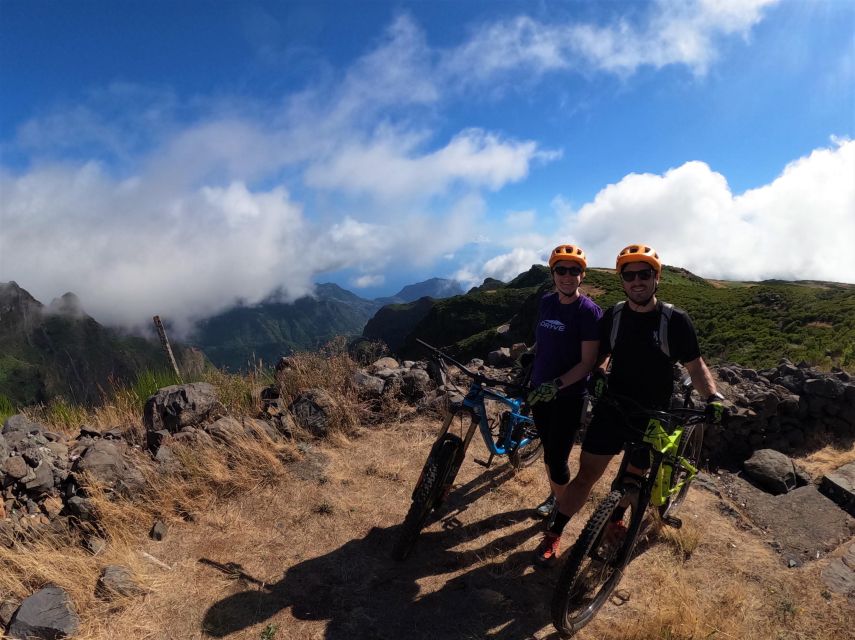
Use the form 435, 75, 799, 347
551, 392, 708, 637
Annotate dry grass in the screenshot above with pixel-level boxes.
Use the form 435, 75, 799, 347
797, 441, 855, 479
4, 359, 854, 639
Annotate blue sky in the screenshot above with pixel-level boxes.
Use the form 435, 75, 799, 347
1, 0, 853, 331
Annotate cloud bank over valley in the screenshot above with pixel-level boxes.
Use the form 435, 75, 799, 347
1, 1, 852, 333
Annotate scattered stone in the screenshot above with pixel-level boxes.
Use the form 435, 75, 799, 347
742, 449, 801, 495
401, 369, 432, 402
143, 383, 225, 450
0, 599, 16, 630
66, 496, 95, 521
96, 565, 146, 598
150, 520, 168, 541
820, 461, 855, 517
290, 389, 341, 437
370, 356, 399, 372
85, 535, 107, 555
8, 584, 79, 639
3, 456, 28, 480
352, 371, 385, 399
41, 496, 63, 519
821, 556, 855, 597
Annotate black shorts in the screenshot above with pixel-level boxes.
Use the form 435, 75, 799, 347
532, 394, 585, 485
581, 401, 653, 468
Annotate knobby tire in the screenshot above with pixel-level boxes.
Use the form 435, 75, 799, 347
659, 423, 704, 519
551, 488, 641, 637
392, 432, 463, 561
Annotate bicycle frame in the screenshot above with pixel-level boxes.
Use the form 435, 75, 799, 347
417, 338, 535, 463
642, 419, 698, 507
438, 380, 535, 458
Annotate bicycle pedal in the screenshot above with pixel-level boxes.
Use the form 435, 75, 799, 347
474, 458, 491, 468
662, 515, 683, 529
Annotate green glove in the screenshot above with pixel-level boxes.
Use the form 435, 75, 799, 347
705, 393, 728, 425
588, 370, 608, 399
528, 379, 560, 406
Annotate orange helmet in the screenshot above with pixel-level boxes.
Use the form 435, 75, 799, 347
548, 244, 587, 269
615, 243, 661, 273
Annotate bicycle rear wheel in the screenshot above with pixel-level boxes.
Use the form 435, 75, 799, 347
509, 422, 542, 469
551, 488, 641, 637
659, 423, 704, 519
392, 431, 464, 561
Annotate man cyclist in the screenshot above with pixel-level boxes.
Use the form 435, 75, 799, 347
525, 244, 602, 566
534, 243, 725, 565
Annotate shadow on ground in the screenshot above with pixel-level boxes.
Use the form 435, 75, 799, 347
201, 506, 565, 639
202, 457, 563, 639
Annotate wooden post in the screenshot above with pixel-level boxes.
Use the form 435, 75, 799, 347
152, 315, 182, 383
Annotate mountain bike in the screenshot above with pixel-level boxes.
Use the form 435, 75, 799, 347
551, 390, 707, 637
392, 339, 542, 561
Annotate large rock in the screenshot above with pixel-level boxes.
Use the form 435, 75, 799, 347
73, 440, 144, 496
370, 357, 399, 372
0, 432, 7, 460
8, 584, 79, 639
743, 449, 801, 495
2, 415, 46, 451
143, 383, 224, 450
289, 389, 340, 437
401, 369, 432, 402
804, 377, 845, 399
820, 461, 855, 517
351, 370, 385, 399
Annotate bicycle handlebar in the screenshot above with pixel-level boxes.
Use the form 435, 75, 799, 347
593, 391, 707, 430
415, 338, 528, 396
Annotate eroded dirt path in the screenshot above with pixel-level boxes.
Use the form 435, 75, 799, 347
103, 417, 853, 640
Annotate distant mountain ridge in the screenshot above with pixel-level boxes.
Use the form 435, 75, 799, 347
375, 278, 463, 305
191, 278, 463, 370
362, 266, 855, 371
0, 282, 198, 407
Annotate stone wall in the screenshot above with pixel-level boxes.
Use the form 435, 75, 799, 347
702, 360, 855, 466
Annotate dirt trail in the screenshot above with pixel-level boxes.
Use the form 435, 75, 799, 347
103, 417, 853, 640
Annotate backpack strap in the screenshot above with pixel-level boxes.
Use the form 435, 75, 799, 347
658, 302, 674, 358
609, 301, 625, 351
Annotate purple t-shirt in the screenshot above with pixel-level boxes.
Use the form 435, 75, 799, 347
530, 292, 602, 397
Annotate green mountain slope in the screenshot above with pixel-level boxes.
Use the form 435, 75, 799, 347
366, 267, 855, 371
0, 282, 188, 407
191, 283, 383, 370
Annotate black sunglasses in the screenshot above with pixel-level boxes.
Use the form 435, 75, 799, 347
553, 265, 583, 276
620, 268, 654, 282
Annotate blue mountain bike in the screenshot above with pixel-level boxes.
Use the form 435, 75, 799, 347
392, 339, 542, 560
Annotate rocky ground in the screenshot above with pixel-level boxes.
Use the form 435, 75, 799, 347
1, 352, 854, 639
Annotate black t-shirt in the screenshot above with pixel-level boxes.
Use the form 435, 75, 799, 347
599, 302, 701, 409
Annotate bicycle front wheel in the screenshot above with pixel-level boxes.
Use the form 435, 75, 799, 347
392, 431, 464, 561
551, 488, 641, 637
659, 423, 704, 519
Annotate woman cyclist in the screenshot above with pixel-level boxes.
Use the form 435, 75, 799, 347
526, 244, 602, 566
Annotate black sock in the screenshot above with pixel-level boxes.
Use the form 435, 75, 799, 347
549, 511, 571, 534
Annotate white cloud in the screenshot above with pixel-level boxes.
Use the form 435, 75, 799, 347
444, 0, 779, 80
352, 274, 384, 288
505, 209, 536, 227
305, 128, 550, 201
0, 4, 792, 334
558, 138, 855, 282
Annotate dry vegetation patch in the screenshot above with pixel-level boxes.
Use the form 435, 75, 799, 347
3, 363, 854, 639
